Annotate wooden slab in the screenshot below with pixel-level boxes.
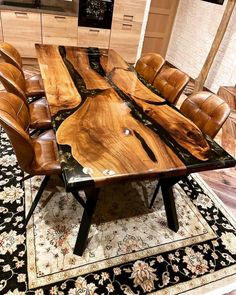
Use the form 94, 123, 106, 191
35, 45, 236, 189
35, 44, 81, 116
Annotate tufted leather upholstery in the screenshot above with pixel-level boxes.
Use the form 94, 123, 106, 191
135, 53, 165, 84
153, 68, 190, 105
0, 63, 51, 130
180, 91, 231, 139
0, 92, 61, 175
0, 42, 45, 97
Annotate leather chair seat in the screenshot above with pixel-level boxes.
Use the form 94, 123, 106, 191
26, 76, 45, 97
32, 129, 61, 175
29, 98, 51, 130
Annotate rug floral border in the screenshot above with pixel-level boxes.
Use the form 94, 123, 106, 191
0, 128, 236, 295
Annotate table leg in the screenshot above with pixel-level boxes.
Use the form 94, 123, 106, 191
160, 178, 179, 232
73, 187, 100, 256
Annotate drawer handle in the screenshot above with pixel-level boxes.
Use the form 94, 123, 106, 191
123, 14, 134, 22
122, 23, 132, 30
54, 16, 66, 20
15, 12, 28, 18
89, 29, 100, 33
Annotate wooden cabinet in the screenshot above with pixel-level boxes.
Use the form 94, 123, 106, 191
142, 0, 179, 57
109, 0, 146, 63
1, 10, 41, 58
0, 12, 3, 42
78, 27, 110, 48
42, 14, 77, 46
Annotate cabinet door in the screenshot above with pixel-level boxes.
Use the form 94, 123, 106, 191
42, 14, 77, 46
1, 10, 41, 58
78, 27, 110, 48
142, 0, 179, 57
109, 0, 146, 63
0, 12, 3, 42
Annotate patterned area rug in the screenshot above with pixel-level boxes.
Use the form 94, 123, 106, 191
0, 128, 236, 295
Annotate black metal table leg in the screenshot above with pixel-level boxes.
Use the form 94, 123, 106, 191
73, 187, 100, 256
160, 178, 179, 232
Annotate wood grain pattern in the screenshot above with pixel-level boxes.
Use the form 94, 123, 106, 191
56, 88, 185, 184
35, 45, 236, 189
35, 44, 81, 116
100, 48, 130, 73
65, 47, 111, 90
109, 68, 210, 161
11, 62, 236, 218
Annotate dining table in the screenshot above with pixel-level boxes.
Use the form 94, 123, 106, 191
35, 44, 236, 256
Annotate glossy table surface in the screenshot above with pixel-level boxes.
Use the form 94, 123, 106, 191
35, 44, 236, 191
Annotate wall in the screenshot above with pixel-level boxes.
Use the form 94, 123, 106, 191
166, 0, 236, 93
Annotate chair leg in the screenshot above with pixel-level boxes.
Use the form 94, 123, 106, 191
24, 175, 50, 227
149, 180, 161, 209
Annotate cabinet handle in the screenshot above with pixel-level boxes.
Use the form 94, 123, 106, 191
123, 14, 134, 22
15, 12, 28, 18
122, 23, 132, 30
89, 29, 100, 33
54, 16, 66, 20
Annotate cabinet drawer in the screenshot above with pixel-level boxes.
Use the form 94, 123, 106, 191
42, 14, 77, 46
78, 27, 110, 48
109, 0, 146, 63
1, 10, 41, 58
110, 19, 142, 63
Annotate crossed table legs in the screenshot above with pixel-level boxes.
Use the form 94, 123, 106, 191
73, 175, 183, 256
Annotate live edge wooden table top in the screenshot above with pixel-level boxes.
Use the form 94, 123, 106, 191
35, 44, 236, 191
36, 44, 236, 256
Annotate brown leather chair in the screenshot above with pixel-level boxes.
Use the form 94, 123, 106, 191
135, 53, 165, 84
180, 91, 231, 139
0, 92, 60, 225
153, 68, 190, 105
0, 92, 87, 230
149, 90, 231, 210
0, 42, 44, 98
0, 63, 51, 130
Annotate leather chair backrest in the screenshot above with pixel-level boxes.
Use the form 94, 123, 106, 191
0, 92, 35, 173
0, 62, 27, 103
0, 42, 23, 74
153, 68, 190, 105
135, 53, 165, 84
180, 91, 231, 138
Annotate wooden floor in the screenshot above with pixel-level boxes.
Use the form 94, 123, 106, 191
181, 82, 236, 218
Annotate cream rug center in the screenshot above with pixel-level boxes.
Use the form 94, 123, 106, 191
25, 176, 216, 289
